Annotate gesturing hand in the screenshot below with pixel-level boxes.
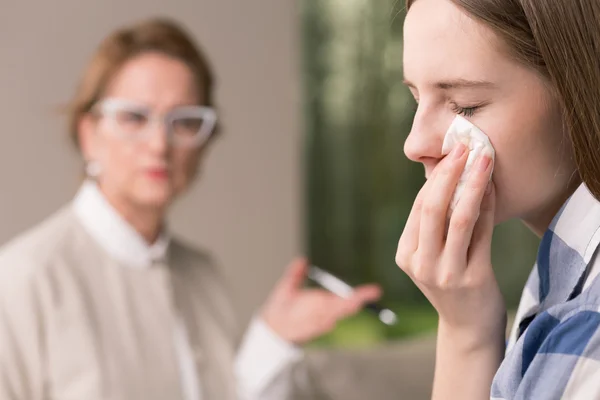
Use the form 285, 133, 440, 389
261, 258, 382, 344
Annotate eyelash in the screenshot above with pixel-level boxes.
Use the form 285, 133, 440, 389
450, 102, 480, 118
410, 97, 482, 119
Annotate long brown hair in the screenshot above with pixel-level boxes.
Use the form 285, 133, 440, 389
67, 17, 217, 149
406, 0, 600, 200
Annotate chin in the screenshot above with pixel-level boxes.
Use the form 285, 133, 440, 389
134, 185, 174, 209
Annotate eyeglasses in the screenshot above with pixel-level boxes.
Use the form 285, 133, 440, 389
93, 98, 217, 147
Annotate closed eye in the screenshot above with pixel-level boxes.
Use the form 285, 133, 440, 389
450, 102, 484, 118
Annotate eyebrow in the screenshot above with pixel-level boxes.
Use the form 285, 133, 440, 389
402, 78, 496, 90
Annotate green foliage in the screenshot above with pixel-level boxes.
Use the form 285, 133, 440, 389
309, 303, 438, 349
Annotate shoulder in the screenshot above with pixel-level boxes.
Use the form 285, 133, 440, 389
494, 304, 600, 399
0, 207, 80, 294
520, 305, 600, 396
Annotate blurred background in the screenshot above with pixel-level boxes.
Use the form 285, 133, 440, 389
0, 0, 539, 398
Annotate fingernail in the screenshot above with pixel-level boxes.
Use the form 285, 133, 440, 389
452, 143, 466, 160
478, 155, 491, 172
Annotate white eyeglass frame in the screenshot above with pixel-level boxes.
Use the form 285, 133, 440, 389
92, 97, 218, 147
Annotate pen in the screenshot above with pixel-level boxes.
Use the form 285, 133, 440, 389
307, 265, 398, 326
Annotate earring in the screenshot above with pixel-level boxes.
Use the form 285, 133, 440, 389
85, 160, 102, 178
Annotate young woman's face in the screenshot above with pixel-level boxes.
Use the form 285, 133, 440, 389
403, 0, 579, 233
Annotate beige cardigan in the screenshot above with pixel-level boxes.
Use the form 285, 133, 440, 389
0, 207, 322, 400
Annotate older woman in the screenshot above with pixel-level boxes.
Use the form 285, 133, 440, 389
0, 18, 381, 400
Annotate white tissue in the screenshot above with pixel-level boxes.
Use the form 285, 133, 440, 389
441, 115, 495, 212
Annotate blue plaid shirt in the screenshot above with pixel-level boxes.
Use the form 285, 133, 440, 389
492, 184, 600, 399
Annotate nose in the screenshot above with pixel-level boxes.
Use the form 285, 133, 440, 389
403, 108, 447, 167
145, 118, 169, 155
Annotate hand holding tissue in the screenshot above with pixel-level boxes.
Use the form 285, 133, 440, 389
441, 115, 495, 213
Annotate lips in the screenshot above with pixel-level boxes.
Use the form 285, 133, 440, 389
145, 167, 169, 179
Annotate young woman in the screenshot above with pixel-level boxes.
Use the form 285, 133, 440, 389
397, 0, 600, 398
0, 18, 381, 400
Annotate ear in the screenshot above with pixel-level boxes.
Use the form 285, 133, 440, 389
77, 114, 99, 162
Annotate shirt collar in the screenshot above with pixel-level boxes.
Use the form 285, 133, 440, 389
537, 183, 600, 309
72, 180, 170, 268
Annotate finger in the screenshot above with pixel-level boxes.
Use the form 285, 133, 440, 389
400, 160, 447, 245
468, 180, 496, 264
309, 284, 381, 308
444, 154, 493, 265
351, 284, 383, 303
418, 143, 469, 260
396, 167, 440, 268
272, 257, 308, 297
397, 186, 425, 252
335, 284, 383, 319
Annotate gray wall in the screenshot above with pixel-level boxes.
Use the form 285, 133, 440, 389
0, 0, 302, 325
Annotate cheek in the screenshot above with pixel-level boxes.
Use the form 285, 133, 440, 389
171, 148, 200, 184
100, 137, 139, 179
483, 100, 571, 220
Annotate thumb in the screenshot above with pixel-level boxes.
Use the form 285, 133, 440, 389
272, 257, 308, 298
469, 181, 496, 262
